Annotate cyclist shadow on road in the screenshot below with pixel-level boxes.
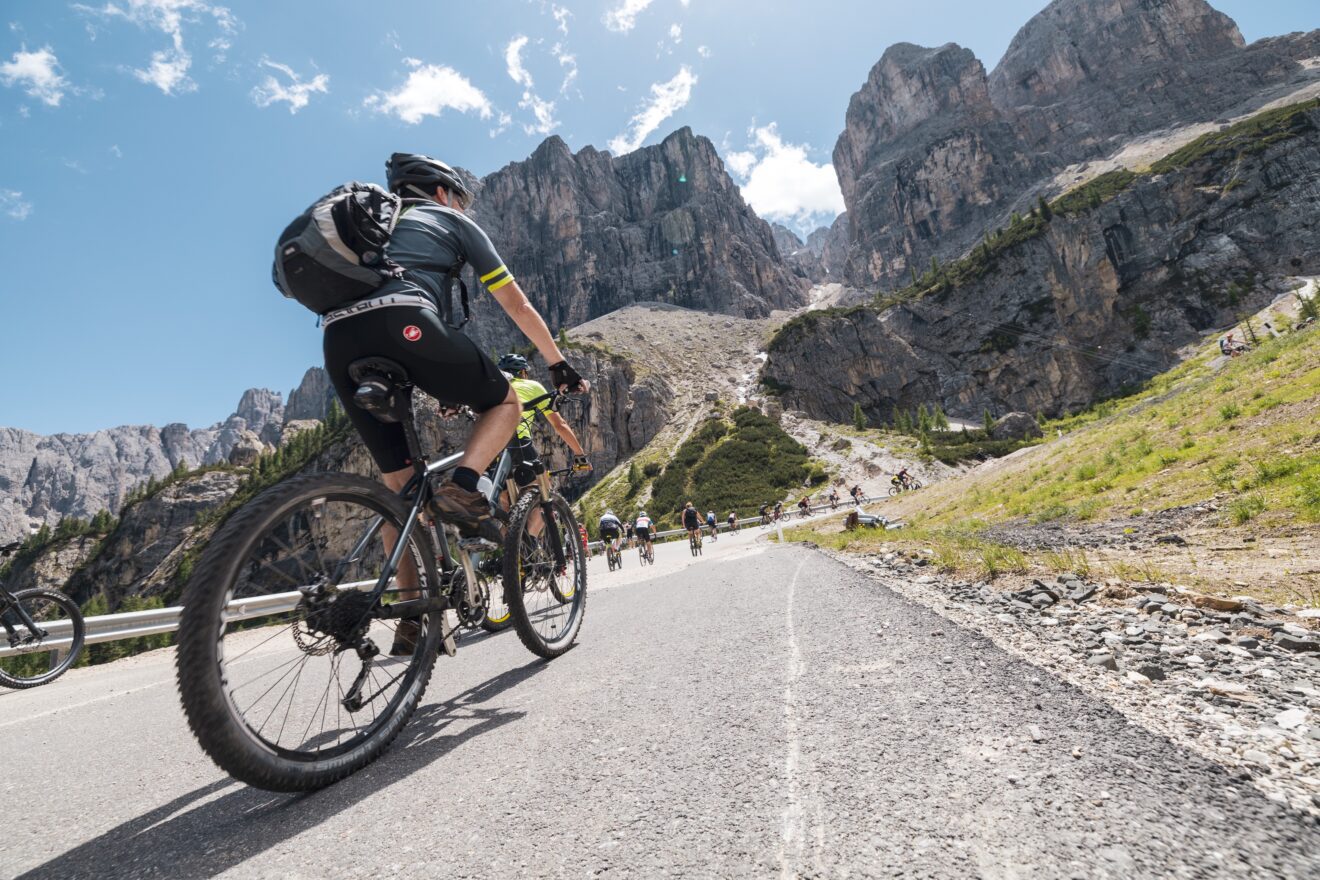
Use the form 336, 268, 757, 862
18, 660, 547, 880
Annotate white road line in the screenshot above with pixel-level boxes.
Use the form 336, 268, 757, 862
779, 555, 811, 880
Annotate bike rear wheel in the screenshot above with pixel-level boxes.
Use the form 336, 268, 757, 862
502, 489, 586, 658
176, 473, 442, 792
0, 588, 85, 689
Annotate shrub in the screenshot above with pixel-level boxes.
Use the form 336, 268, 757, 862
1228, 493, 1266, 525
1219, 403, 1241, 421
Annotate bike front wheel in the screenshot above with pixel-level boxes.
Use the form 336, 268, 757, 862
0, 588, 85, 689
888, 486, 901, 497
176, 473, 443, 792
502, 489, 586, 658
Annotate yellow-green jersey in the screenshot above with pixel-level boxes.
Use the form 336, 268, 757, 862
511, 376, 552, 440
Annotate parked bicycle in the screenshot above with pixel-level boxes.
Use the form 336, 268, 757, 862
0, 542, 85, 689
176, 357, 587, 792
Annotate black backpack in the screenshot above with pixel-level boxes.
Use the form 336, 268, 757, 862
272, 182, 408, 315
272, 182, 472, 324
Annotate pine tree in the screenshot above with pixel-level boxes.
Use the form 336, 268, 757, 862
852, 403, 866, 431
891, 405, 903, 430
933, 403, 949, 431
983, 407, 995, 438
916, 403, 931, 434
1037, 195, 1053, 221
909, 264, 919, 287
929, 255, 939, 277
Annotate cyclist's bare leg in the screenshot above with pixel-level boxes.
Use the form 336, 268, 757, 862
460, 386, 521, 475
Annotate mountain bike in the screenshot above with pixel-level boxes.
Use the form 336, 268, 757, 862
605, 538, 622, 572
638, 538, 654, 566
176, 356, 587, 792
688, 529, 702, 557
0, 542, 86, 689
888, 478, 923, 496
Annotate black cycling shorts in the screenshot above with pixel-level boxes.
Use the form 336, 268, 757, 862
324, 305, 511, 473
600, 525, 621, 540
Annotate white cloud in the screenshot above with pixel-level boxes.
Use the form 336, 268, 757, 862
366, 63, 492, 125
603, 0, 654, 33
1, 189, 32, 220
110, 144, 123, 158
608, 65, 696, 155
0, 46, 68, 106
723, 123, 844, 230
668, 23, 681, 42
134, 41, 193, 94
505, 36, 533, 89
251, 59, 328, 114
505, 36, 559, 135
551, 5, 571, 35
555, 46, 578, 95
697, 45, 711, 58
74, 0, 237, 95
521, 92, 557, 135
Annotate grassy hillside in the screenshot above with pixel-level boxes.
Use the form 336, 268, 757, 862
788, 317, 1320, 603
578, 406, 827, 530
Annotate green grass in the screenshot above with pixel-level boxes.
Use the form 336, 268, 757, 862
896, 326, 1320, 530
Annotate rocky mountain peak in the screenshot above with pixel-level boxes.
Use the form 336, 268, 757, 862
988, 0, 1285, 158
461, 126, 808, 351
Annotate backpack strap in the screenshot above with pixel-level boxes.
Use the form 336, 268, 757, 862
440, 258, 470, 329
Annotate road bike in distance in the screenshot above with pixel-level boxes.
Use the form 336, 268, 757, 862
605, 539, 623, 572
0, 542, 85, 689
888, 478, 923, 496
175, 357, 587, 792
638, 539, 654, 566
689, 529, 703, 557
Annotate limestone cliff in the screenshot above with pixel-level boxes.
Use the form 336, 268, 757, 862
462, 127, 808, 351
833, 0, 1320, 290
766, 104, 1320, 422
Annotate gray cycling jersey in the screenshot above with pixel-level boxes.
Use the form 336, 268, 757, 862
378, 202, 515, 306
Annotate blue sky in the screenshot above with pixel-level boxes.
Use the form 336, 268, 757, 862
1, 0, 1315, 435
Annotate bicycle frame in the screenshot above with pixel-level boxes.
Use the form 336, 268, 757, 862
342, 386, 571, 625
0, 586, 47, 645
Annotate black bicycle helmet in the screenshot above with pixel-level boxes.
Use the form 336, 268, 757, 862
385, 152, 473, 208
497, 353, 530, 374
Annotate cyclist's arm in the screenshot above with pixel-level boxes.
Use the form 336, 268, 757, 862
544, 410, 585, 456
491, 281, 576, 381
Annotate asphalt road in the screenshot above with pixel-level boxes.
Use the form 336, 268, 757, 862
3, 525, 1318, 879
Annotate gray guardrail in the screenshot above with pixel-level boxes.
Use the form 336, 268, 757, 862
0, 577, 382, 661
3, 497, 887, 661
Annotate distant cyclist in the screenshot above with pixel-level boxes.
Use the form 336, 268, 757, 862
797, 495, 810, 517
850, 484, 864, 506
624, 520, 635, 548
891, 467, 912, 490
634, 511, 654, 558
682, 502, 703, 542
599, 509, 623, 555
727, 510, 739, 532
758, 502, 770, 522
828, 486, 840, 509
772, 500, 784, 522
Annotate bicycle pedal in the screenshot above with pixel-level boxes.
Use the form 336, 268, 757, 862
458, 536, 500, 552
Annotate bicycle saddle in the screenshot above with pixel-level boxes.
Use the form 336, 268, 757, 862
347, 357, 411, 424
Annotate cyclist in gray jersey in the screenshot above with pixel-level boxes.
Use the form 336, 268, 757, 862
323, 152, 590, 546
